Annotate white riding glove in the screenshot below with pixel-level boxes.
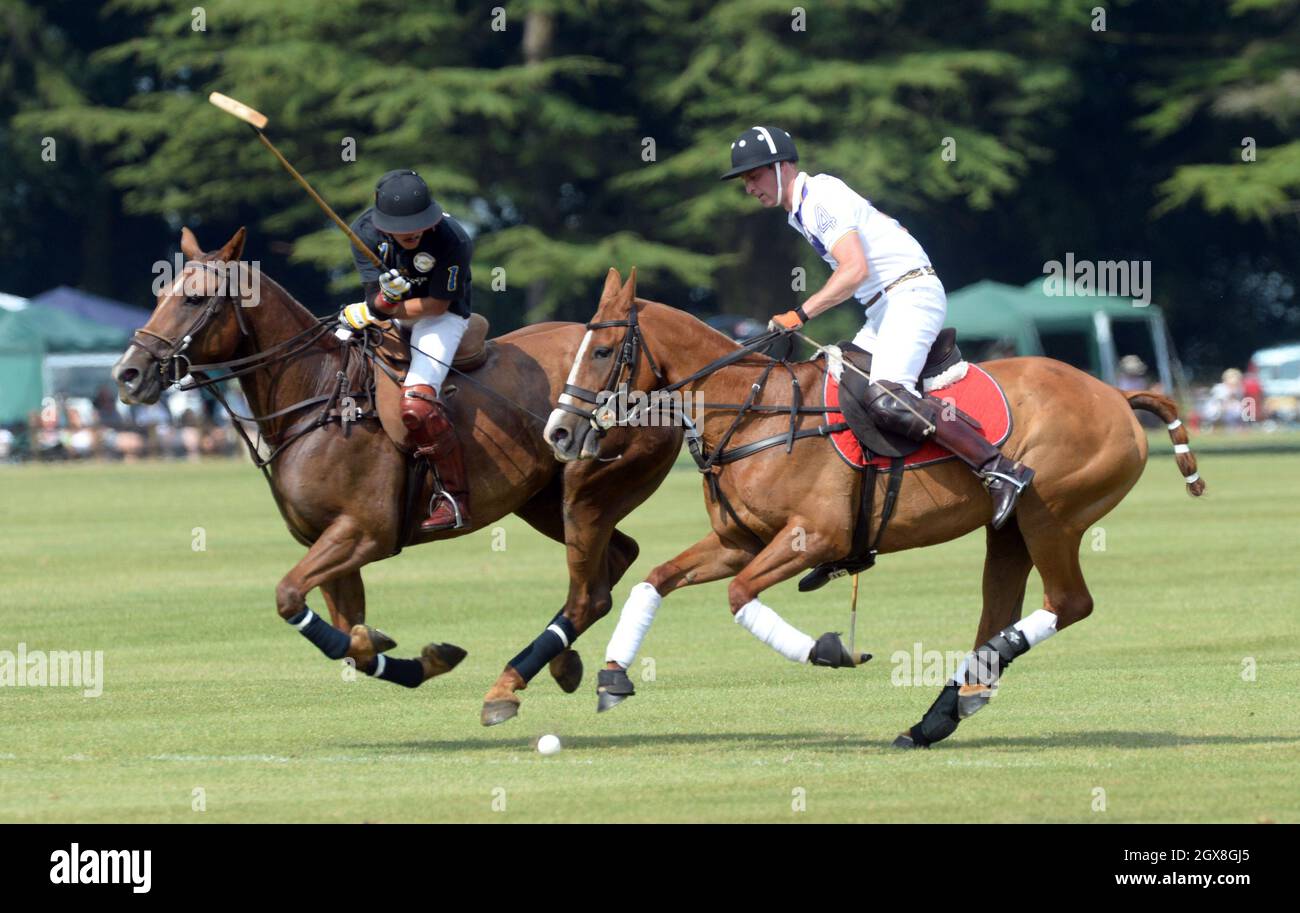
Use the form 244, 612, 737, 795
379, 268, 412, 304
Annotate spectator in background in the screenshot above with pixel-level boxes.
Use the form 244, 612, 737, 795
132, 398, 174, 456
32, 400, 63, 459
1117, 355, 1163, 428
1116, 355, 1149, 392
1205, 368, 1246, 430
64, 401, 96, 458
1242, 366, 1263, 423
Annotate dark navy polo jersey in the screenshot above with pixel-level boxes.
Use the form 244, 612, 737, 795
351, 208, 473, 318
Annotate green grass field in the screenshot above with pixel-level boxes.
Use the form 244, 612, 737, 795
2, 449, 1297, 823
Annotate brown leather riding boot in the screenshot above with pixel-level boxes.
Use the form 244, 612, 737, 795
866, 382, 1034, 531
928, 409, 1034, 531
400, 386, 472, 532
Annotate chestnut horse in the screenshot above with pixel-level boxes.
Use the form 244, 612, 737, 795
545, 268, 1204, 747
112, 230, 681, 726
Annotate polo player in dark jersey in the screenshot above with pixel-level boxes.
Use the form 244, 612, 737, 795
339, 169, 474, 531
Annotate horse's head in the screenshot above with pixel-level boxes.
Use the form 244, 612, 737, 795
113, 226, 251, 405
545, 267, 663, 462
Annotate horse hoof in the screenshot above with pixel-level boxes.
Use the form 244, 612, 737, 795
596, 690, 629, 713
550, 649, 583, 693
366, 626, 398, 654
891, 732, 927, 750
481, 699, 520, 727
595, 668, 634, 713
810, 632, 864, 668
350, 624, 398, 667
957, 684, 993, 719
421, 642, 467, 681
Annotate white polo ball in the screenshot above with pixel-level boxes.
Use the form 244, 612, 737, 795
537, 734, 562, 756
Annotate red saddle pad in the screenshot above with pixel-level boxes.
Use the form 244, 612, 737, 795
824, 363, 1012, 470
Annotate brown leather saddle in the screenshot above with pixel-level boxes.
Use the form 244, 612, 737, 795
834, 327, 964, 459
374, 312, 491, 375
374, 312, 492, 452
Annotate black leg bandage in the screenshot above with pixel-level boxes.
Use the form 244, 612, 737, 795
909, 682, 960, 747
908, 625, 1033, 747
508, 612, 578, 683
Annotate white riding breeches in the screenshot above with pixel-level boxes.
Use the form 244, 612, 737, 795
851, 277, 948, 395
401, 311, 470, 393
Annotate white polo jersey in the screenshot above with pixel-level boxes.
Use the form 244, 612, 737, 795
787, 171, 933, 312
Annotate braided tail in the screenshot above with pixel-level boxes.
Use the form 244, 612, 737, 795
1125, 391, 1206, 496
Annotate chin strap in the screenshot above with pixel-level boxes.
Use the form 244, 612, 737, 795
775, 163, 784, 208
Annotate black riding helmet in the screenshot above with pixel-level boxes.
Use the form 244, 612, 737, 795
720, 126, 799, 180
372, 169, 443, 234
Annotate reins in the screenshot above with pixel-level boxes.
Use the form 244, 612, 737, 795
132, 262, 377, 479
138, 263, 559, 481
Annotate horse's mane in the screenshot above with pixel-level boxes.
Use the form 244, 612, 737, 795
633, 297, 805, 370
241, 262, 372, 390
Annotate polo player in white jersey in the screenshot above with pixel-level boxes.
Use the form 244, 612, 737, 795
721, 126, 1034, 549
591, 128, 1040, 701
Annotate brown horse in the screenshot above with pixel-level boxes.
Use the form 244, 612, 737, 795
545, 268, 1204, 747
112, 230, 681, 725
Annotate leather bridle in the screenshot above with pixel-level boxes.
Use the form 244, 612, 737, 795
129, 261, 256, 387
555, 302, 664, 435
125, 260, 359, 474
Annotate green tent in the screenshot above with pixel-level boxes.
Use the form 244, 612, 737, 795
14, 302, 133, 352
1014, 279, 1173, 388
944, 279, 1174, 391
0, 312, 45, 424
0, 305, 131, 424
944, 280, 1042, 356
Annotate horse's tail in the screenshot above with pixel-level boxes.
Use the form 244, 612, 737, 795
1125, 391, 1206, 496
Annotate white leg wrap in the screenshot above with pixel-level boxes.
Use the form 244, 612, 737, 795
1013, 608, 1058, 647
734, 599, 815, 663
604, 582, 661, 668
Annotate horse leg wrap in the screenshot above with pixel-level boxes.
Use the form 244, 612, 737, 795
963, 624, 1032, 689
954, 617, 1049, 718
286, 607, 351, 660
605, 582, 661, 668
508, 612, 578, 684
734, 599, 816, 663
908, 682, 961, 748
367, 654, 426, 688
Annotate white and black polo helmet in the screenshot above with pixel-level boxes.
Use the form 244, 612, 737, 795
720, 126, 799, 180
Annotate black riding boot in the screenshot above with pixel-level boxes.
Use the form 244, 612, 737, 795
867, 381, 1033, 530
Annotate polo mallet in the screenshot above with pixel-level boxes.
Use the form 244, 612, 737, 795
208, 92, 382, 272
207, 92, 390, 340
849, 572, 860, 662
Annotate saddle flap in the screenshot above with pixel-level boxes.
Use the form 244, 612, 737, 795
454, 313, 490, 370
834, 363, 924, 461
375, 312, 492, 378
